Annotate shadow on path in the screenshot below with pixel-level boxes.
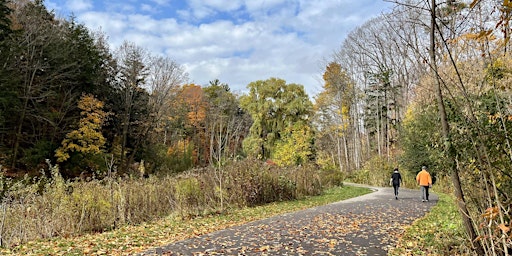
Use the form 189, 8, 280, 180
140, 184, 438, 255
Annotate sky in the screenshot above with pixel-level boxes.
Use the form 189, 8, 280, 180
44, 0, 393, 97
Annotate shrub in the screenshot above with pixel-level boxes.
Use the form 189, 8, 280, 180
174, 177, 204, 217
348, 155, 394, 187
319, 168, 345, 188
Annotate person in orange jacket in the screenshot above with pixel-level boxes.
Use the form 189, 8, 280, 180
416, 166, 432, 202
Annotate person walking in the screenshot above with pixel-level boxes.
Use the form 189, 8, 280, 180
416, 166, 432, 202
390, 168, 402, 200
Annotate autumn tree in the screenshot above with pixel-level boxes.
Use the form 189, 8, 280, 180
240, 78, 313, 163
134, 56, 188, 173
146, 56, 187, 144
390, 0, 511, 253
204, 79, 249, 165
314, 62, 357, 172
203, 79, 250, 210
163, 83, 208, 168
273, 123, 314, 166
55, 94, 108, 173
111, 41, 150, 171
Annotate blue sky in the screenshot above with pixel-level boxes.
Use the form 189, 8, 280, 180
44, 0, 393, 96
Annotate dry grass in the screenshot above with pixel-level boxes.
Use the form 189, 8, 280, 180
0, 159, 337, 249
0, 185, 370, 255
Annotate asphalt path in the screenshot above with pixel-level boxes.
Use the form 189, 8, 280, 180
140, 184, 438, 255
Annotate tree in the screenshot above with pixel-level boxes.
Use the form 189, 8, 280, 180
146, 56, 187, 145
55, 94, 108, 165
203, 80, 250, 211
314, 62, 356, 172
273, 123, 314, 166
240, 78, 313, 162
181, 83, 207, 166
2, 1, 110, 171
204, 79, 248, 164
0, 0, 14, 160
391, 0, 508, 253
111, 41, 150, 171
0, 0, 11, 42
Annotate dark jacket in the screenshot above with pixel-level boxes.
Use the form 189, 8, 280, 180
391, 171, 402, 186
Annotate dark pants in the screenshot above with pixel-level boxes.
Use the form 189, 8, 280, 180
393, 185, 399, 196
421, 186, 429, 200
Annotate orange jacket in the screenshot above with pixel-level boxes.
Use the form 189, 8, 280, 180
416, 170, 432, 186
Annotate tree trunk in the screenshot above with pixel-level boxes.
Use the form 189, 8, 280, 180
429, 1, 484, 254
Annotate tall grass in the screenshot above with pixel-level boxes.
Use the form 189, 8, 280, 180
0, 159, 336, 248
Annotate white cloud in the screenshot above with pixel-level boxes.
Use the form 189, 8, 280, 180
65, 0, 93, 12
244, 0, 288, 13
45, 0, 392, 97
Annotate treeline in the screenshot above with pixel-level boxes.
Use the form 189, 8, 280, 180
0, 1, 326, 179
0, 0, 252, 177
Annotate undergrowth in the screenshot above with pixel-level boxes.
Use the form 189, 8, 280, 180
0, 185, 371, 255
0, 159, 341, 249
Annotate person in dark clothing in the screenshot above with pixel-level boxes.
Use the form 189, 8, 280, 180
391, 168, 402, 200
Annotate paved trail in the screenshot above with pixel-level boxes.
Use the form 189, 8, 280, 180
141, 184, 437, 255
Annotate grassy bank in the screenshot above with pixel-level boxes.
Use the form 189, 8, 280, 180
389, 193, 470, 256
1, 185, 371, 255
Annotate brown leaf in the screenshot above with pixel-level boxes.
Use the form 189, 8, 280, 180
498, 223, 510, 233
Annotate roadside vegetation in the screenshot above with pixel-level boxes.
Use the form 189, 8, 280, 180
390, 193, 469, 256
0, 182, 369, 255
0, 159, 347, 251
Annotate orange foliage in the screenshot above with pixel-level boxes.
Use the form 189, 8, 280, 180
181, 84, 207, 127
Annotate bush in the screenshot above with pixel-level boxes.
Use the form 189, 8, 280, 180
174, 177, 204, 218
319, 167, 345, 188
348, 155, 395, 187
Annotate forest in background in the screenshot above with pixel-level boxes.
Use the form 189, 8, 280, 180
0, 0, 511, 254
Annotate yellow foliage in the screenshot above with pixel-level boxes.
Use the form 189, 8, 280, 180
167, 139, 190, 156
55, 94, 108, 162
273, 124, 313, 166
460, 30, 495, 41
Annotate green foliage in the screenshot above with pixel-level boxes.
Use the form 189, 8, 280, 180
348, 155, 396, 187
240, 78, 313, 160
318, 168, 345, 188
174, 177, 204, 217
0, 0, 12, 42
165, 140, 195, 173
18, 140, 56, 170
203, 81, 251, 165
399, 101, 443, 177
0, 1, 114, 173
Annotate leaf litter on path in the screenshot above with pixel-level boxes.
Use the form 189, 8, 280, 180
143, 187, 436, 255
